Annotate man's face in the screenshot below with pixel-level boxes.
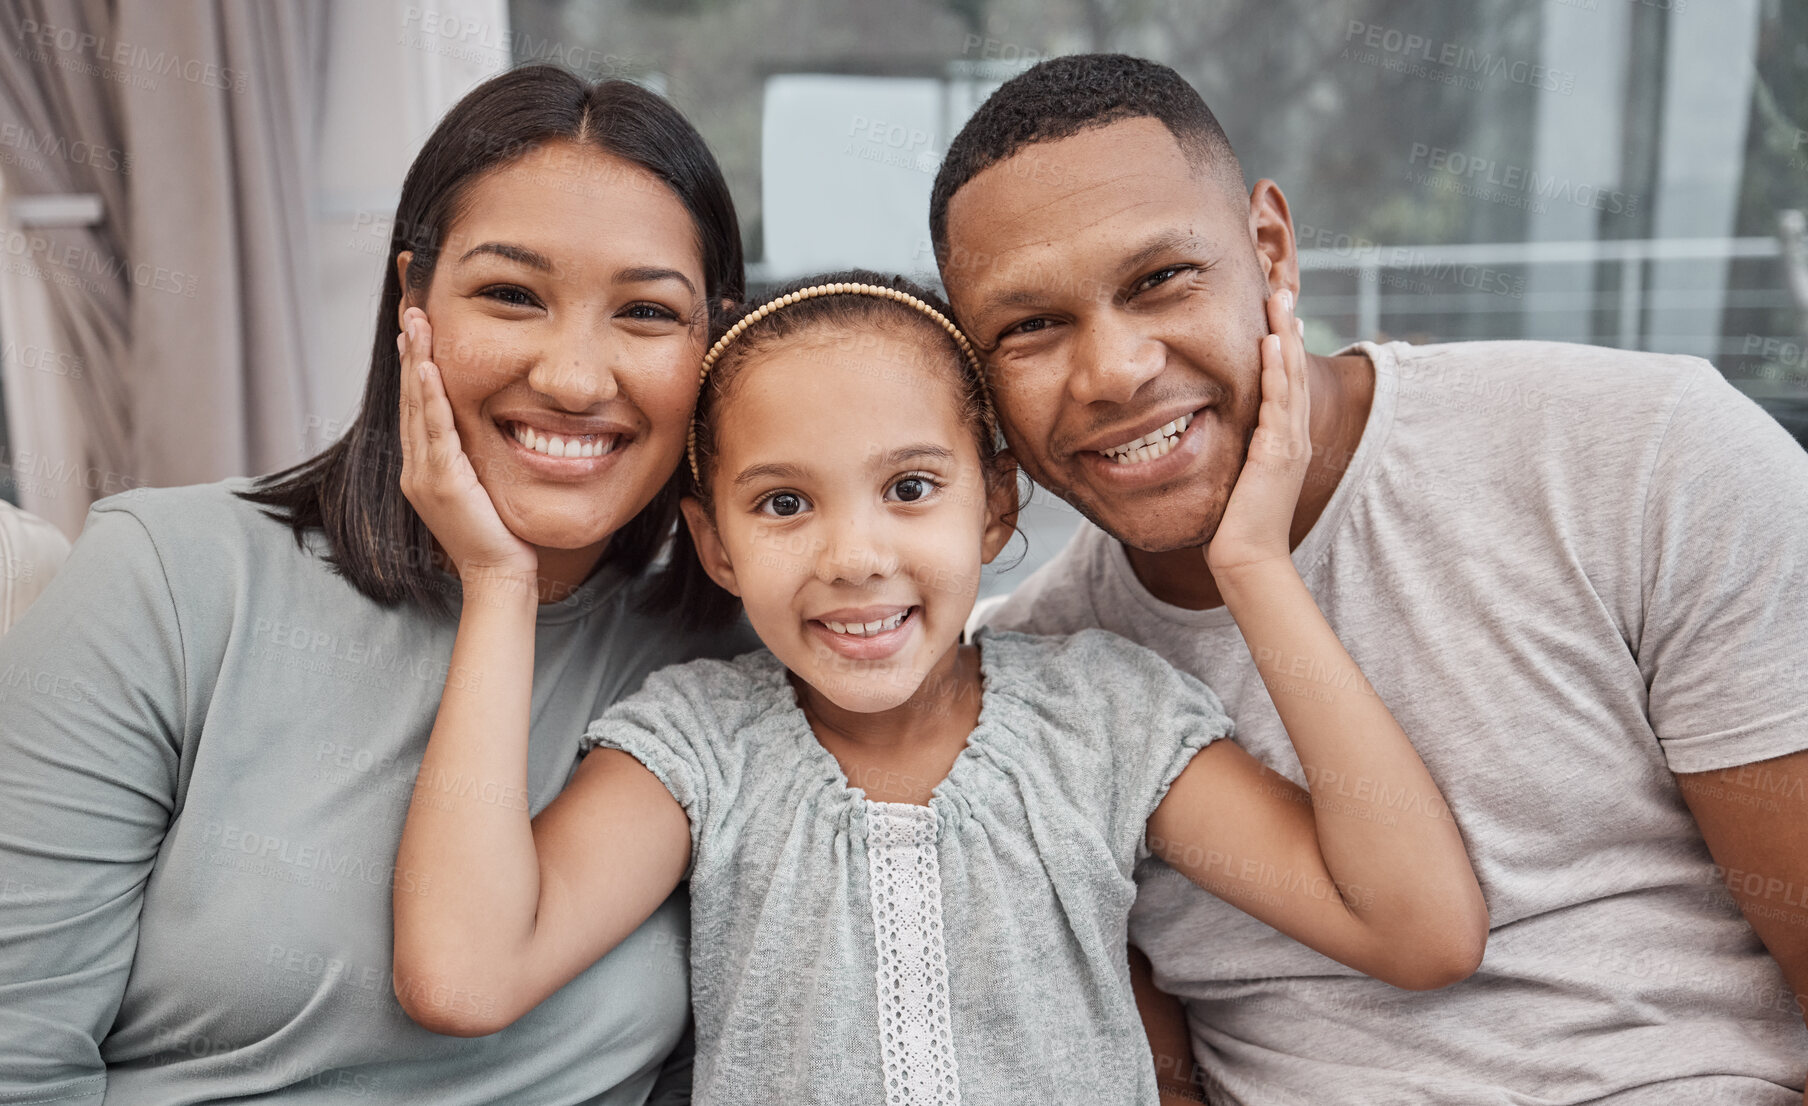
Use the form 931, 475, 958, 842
941, 117, 1273, 553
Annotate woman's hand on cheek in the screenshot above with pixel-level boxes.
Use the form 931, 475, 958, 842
396, 307, 539, 588
1203, 289, 1311, 580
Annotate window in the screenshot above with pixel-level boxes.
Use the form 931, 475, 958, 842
511, 0, 1808, 592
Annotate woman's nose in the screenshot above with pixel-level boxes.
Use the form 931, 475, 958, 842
527, 325, 621, 410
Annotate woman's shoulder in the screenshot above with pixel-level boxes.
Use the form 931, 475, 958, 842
79, 478, 353, 615
89, 477, 302, 554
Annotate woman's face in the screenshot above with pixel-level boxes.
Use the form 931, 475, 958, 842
399, 140, 708, 558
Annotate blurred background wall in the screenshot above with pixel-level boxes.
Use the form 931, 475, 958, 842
1, 0, 1804, 598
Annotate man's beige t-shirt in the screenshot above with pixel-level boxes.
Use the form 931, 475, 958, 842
983, 340, 1808, 1105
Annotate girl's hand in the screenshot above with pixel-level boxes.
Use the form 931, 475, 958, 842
396, 307, 538, 586
1204, 290, 1311, 578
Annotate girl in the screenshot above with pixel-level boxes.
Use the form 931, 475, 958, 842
392, 270, 1489, 1104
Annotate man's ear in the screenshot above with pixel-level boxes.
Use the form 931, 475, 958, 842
1247, 180, 1300, 304
395, 250, 417, 328
680, 496, 741, 596
979, 449, 1022, 566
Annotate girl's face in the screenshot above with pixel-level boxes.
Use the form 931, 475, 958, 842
398, 141, 708, 556
685, 325, 1017, 714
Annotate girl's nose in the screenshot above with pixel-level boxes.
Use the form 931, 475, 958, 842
815, 513, 896, 586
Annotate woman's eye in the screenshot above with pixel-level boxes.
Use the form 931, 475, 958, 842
481, 285, 539, 308
759, 491, 807, 518
888, 475, 937, 503
624, 302, 678, 321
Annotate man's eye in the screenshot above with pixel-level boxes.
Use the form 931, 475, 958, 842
1004, 317, 1050, 339
481, 285, 539, 307
759, 491, 807, 518
887, 475, 939, 503
1136, 266, 1189, 294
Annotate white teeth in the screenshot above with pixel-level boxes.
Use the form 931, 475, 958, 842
512, 422, 615, 460
1102, 412, 1193, 463
822, 610, 909, 637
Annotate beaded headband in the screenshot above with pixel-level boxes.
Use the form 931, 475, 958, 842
685, 281, 991, 486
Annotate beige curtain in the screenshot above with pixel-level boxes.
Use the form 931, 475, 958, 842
0, 0, 328, 533
113, 0, 329, 488
0, 0, 132, 535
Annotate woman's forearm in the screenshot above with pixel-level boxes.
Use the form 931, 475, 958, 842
1215, 558, 1488, 963
393, 571, 543, 1033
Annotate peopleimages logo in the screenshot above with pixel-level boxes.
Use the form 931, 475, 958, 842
1343, 20, 1577, 95
1408, 144, 1639, 217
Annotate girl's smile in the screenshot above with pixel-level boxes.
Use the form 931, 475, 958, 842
683, 321, 1017, 725
807, 604, 921, 660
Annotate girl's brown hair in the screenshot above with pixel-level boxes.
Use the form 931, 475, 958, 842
675, 269, 1015, 617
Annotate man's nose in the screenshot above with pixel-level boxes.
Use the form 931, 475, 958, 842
1069, 313, 1164, 406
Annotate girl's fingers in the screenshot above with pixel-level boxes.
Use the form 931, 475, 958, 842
398, 309, 448, 482
397, 323, 420, 473
418, 357, 460, 469
1260, 290, 1311, 466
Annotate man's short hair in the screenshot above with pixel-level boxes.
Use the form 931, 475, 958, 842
929, 53, 1243, 265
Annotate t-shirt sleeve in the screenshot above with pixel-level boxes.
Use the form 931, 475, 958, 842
1638, 361, 1808, 773
1053, 630, 1238, 866
578, 660, 734, 875
0, 503, 185, 1104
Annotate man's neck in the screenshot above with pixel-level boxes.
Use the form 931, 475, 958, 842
1123, 350, 1376, 611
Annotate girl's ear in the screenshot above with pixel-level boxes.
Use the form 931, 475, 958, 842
979, 449, 1021, 566
681, 496, 741, 596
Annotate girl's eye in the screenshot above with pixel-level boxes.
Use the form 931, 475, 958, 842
624, 302, 678, 321
887, 474, 939, 503
481, 285, 539, 308
758, 491, 808, 518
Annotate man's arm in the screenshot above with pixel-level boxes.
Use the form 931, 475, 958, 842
1677, 750, 1808, 1015
1132, 945, 1210, 1105
1636, 362, 1808, 1101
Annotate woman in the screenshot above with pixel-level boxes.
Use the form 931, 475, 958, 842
0, 66, 750, 1103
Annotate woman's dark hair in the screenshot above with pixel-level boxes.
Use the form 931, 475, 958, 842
675, 268, 1014, 615
239, 65, 744, 621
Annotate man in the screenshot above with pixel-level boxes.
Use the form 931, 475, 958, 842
932, 53, 1808, 1104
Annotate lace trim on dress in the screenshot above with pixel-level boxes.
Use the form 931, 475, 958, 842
866, 802, 961, 1105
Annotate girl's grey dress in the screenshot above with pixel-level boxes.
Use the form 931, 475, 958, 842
580, 626, 1235, 1106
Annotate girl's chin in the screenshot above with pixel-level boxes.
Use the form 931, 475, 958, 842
794, 658, 927, 715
